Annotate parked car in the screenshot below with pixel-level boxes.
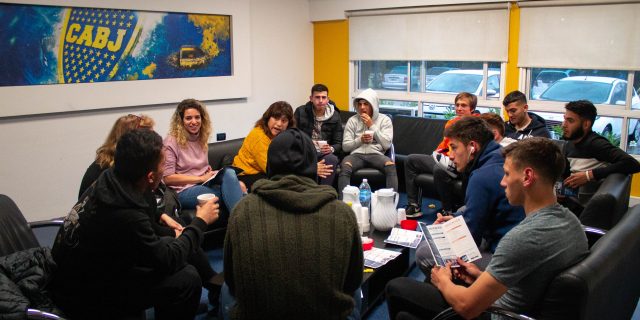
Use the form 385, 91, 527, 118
539, 76, 639, 108
381, 65, 420, 91
531, 69, 576, 99
425, 67, 458, 86
425, 69, 500, 97
422, 70, 500, 118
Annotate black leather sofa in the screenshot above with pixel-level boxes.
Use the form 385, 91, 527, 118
576, 173, 632, 230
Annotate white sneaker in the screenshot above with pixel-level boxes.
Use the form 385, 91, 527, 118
432, 151, 458, 178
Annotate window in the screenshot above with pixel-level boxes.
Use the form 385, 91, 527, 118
524, 67, 638, 151
356, 60, 504, 118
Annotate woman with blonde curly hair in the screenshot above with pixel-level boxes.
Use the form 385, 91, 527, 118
78, 114, 154, 198
163, 99, 243, 223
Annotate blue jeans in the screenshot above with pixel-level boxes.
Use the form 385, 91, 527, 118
219, 283, 362, 320
178, 169, 243, 220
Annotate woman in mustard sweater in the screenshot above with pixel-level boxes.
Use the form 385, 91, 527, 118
233, 101, 295, 191
234, 101, 334, 191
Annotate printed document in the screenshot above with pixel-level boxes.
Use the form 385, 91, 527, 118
418, 216, 481, 267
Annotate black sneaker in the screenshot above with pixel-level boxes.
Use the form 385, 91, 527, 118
405, 204, 423, 219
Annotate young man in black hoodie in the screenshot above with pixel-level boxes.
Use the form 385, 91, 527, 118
295, 83, 343, 186
51, 129, 220, 320
503, 90, 551, 140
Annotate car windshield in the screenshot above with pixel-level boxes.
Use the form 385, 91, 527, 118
389, 66, 407, 75
426, 73, 482, 93
540, 80, 612, 104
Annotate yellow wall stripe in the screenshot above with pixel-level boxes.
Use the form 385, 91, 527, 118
313, 20, 349, 111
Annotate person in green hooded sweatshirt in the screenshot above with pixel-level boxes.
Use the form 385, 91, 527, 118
222, 128, 364, 320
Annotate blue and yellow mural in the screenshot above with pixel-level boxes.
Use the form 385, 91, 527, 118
0, 3, 232, 86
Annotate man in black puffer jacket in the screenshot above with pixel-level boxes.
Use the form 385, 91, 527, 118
295, 83, 343, 186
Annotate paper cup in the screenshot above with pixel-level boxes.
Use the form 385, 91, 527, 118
317, 140, 328, 147
400, 219, 418, 231
197, 193, 217, 205
364, 130, 374, 136
362, 237, 374, 251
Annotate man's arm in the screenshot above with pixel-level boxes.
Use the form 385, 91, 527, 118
591, 136, 640, 179
371, 115, 393, 151
459, 172, 496, 245
342, 117, 362, 153
432, 267, 507, 319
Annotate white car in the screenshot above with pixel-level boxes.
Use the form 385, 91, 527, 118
539, 76, 640, 139
422, 69, 500, 118
381, 65, 420, 91
425, 69, 500, 97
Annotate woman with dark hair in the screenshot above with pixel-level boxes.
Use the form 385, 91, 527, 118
163, 99, 244, 224
233, 101, 333, 191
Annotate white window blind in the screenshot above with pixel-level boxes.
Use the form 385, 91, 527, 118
519, 2, 640, 70
348, 5, 509, 62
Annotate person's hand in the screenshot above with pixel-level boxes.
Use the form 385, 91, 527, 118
360, 113, 373, 128
564, 171, 589, 188
239, 181, 248, 194
200, 170, 216, 183
317, 159, 333, 178
452, 258, 482, 285
173, 228, 183, 238
431, 262, 454, 290
434, 212, 454, 224
320, 143, 332, 155
196, 197, 220, 225
361, 132, 374, 144
161, 214, 184, 231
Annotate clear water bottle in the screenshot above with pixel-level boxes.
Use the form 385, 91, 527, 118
359, 179, 372, 209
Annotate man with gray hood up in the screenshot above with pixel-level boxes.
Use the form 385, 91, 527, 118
338, 88, 397, 197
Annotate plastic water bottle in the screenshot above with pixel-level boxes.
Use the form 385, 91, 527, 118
359, 179, 372, 209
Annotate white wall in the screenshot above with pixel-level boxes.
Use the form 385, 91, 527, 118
0, 0, 313, 221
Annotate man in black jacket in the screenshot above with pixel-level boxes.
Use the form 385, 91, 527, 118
503, 90, 551, 140
295, 83, 343, 186
561, 100, 640, 200
51, 130, 220, 320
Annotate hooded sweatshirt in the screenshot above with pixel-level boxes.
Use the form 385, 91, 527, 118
504, 112, 551, 140
52, 168, 207, 312
224, 175, 363, 320
342, 88, 393, 156
458, 140, 525, 252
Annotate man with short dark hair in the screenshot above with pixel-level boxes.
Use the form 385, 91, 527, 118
561, 99, 640, 199
223, 128, 363, 319
386, 137, 588, 319
295, 83, 343, 185
51, 130, 220, 320
404, 92, 478, 217
503, 90, 550, 139
413, 116, 524, 276
479, 113, 517, 147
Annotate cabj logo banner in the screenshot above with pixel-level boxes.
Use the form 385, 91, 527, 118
0, 3, 231, 86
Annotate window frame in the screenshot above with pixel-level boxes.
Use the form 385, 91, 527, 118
350, 61, 506, 118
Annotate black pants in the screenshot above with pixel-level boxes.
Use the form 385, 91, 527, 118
386, 277, 449, 320
58, 264, 202, 320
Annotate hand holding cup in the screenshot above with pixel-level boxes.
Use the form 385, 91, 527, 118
196, 194, 220, 225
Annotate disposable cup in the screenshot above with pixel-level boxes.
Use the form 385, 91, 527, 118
197, 193, 217, 205
400, 219, 418, 231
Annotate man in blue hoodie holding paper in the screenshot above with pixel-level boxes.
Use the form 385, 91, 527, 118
414, 116, 525, 275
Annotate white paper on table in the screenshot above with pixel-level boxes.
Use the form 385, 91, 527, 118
363, 247, 402, 268
384, 227, 423, 248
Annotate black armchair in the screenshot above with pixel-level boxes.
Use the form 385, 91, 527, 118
0, 194, 65, 320
578, 173, 632, 230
